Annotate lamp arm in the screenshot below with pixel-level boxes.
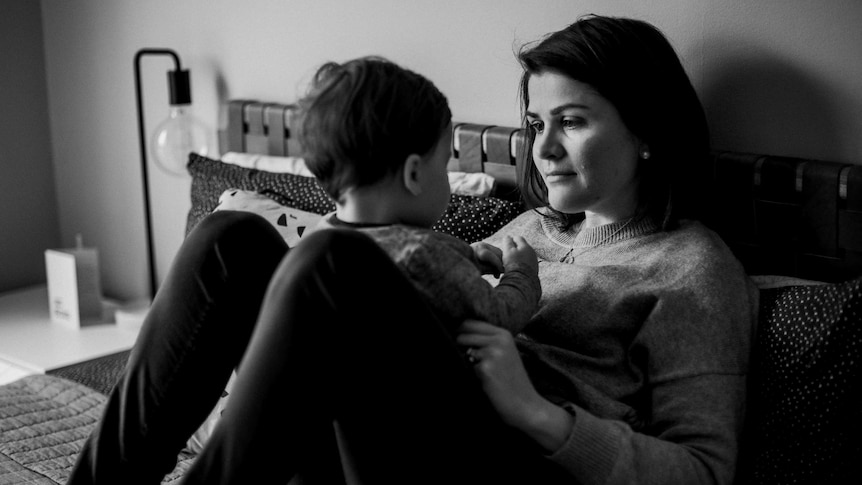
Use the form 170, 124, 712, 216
133, 48, 183, 299
135, 48, 182, 72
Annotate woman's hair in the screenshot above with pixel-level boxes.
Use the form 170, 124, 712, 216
517, 15, 710, 229
297, 56, 452, 201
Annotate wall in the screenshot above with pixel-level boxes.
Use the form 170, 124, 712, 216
0, 0, 59, 293
38, 0, 862, 301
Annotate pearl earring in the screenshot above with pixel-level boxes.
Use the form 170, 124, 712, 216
641, 149, 651, 160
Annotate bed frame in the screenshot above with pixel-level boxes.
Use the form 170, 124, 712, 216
220, 99, 862, 284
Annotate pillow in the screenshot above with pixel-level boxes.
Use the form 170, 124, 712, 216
219, 153, 497, 197
189, 153, 523, 244
448, 171, 495, 197
741, 276, 862, 484
186, 191, 324, 454
214, 189, 323, 248
750, 274, 826, 290
220, 151, 314, 177
186, 372, 236, 454
186, 153, 335, 236
209, 188, 522, 246
432, 193, 524, 244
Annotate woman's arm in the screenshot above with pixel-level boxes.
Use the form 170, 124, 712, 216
457, 319, 574, 451
457, 271, 756, 485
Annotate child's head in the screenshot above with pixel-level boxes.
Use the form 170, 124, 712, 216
298, 56, 453, 208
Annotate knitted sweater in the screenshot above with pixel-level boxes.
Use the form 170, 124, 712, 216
484, 209, 758, 485
317, 213, 541, 332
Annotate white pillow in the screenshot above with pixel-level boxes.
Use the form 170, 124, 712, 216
750, 274, 827, 289
448, 171, 496, 197
220, 152, 314, 177
221, 152, 497, 197
214, 189, 322, 248
186, 371, 236, 454
185, 190, 324, 454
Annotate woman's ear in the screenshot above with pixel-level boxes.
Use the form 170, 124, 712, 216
402, 154, 423, 196
639, 142, 651, 160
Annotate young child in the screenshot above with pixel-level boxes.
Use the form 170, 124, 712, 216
298, 56, 540, 333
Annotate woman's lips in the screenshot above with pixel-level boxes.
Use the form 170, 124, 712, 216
544, 172, 577, 183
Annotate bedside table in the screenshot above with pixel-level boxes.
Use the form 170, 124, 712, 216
0, 284, 142, 384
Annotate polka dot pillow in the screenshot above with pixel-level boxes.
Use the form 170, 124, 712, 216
741, 276, 862, 484
186, 154, 524, 244
186, 153, 335, 236
432, 193, 524, 243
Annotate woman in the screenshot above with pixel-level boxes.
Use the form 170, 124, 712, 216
67, 15, 756, 485
462, 14, 757, 483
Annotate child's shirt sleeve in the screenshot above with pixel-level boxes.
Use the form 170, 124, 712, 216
371, 227, 541, 332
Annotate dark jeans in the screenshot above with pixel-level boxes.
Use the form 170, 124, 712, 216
67, 211, 562, 485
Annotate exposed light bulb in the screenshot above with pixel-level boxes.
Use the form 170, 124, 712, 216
151, 104, 210, 176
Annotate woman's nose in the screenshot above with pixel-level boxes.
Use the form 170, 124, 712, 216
534, 130, 563, 161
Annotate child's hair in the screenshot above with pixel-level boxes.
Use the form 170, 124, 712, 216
517, 15, 711, 230
298, 56, 452, 201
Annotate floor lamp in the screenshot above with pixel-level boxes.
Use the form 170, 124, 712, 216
134, 48, 208, 299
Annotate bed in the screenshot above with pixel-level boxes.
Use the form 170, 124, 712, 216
1, 99, 860, 484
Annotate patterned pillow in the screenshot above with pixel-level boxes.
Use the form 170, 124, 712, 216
186, 153, 335, 236
214, 190, 323, 248
187, 154, 524, 244
432, 193, 524, 243
740, 277, 862, 484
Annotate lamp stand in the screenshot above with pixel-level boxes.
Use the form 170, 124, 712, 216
133, 48, 188, 299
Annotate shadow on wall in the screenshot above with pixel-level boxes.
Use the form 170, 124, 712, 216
700, 42, 844, 163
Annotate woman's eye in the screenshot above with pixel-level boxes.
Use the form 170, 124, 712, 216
528, 120, 544, 133
562, 117, 586, 129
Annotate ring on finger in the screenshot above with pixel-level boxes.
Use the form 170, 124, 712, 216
465, 347, 479, 365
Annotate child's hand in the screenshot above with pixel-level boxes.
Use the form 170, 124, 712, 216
471, 241, 504, 277
501, 236, 538, 276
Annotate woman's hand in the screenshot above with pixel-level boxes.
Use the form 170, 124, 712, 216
457, 320, 574, 453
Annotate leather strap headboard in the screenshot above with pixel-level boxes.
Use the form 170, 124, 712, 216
218, 100, 524, 198
710, 152, 862, 282
220, 100, 862, 283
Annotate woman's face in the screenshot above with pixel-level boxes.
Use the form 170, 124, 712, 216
526, 71, 642, 227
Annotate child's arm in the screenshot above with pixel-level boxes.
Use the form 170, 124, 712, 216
498, 236, 539, 281
411, 235, 541, 333
485, 236, 541, 333
471, 241, 503, 277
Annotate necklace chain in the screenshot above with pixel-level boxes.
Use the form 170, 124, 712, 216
558, 216, 636, 262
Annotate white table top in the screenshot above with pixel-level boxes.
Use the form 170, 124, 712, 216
0, 285, 141, 373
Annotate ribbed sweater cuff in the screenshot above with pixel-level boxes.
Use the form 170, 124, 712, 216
547, 406, 620, 483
